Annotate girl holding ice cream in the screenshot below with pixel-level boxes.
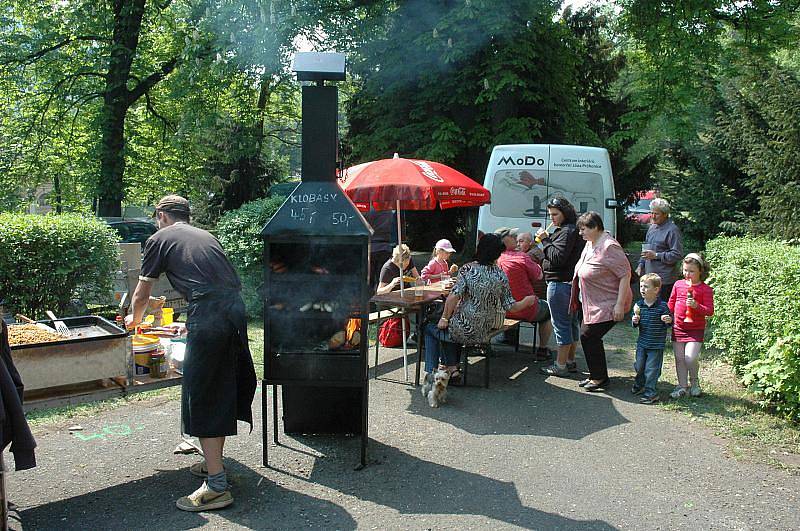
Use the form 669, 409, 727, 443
667, 253, 714, 398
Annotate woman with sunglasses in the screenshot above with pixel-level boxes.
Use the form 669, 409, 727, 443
536, 197, 584, 377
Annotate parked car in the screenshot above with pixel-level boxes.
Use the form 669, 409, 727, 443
103, 218, 157, 248
626, 190, 657, 226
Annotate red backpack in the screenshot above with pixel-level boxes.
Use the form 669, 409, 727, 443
378, 316, 411, 347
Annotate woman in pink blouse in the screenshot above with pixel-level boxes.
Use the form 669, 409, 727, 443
572, 212, 632, 391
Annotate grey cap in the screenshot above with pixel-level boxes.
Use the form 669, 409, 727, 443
153, 195, 190, 216
494, 227, 519, 239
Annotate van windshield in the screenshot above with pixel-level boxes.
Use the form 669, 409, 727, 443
489, 169, 604, 218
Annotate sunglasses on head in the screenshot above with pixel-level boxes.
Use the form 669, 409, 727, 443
547, 197, 567, 208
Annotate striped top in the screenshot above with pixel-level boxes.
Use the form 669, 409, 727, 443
633, 298, 671, 349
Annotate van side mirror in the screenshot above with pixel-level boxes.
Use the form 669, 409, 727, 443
605, 198, 622, 209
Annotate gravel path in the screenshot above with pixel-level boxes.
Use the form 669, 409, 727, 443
7, 326, 800, 530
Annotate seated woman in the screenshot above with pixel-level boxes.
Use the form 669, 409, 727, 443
423, 233, 537, 379
420, 239, 459, 283
375, 244, 420, 295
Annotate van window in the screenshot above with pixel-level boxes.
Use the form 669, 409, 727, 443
546, 170, 604, 215
489, 169, 549, 219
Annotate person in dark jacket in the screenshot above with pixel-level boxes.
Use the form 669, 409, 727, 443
535, 197, 584, 377
126, 195, 256, 513
1, 320, 37, 472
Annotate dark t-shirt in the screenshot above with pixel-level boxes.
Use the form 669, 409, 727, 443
140, 223, 241, 301
378, 257, 416, 287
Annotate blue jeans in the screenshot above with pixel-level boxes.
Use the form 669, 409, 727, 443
634, 347, 664, 398
547, 281, 580, 346
424, 323, 461, 373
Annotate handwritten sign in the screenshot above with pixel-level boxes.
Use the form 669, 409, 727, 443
285, 188, 356, 230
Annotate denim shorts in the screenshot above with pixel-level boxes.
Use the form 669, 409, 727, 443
547, 281, 581, 346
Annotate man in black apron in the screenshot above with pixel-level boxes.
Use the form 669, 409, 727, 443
126, 195, 256, 512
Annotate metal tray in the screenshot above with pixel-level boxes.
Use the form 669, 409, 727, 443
10, 315, 127, 349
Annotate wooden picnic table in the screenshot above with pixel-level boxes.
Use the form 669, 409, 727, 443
369, 289, 444, 383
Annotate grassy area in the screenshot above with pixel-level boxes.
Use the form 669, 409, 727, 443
658, 346, 800, 471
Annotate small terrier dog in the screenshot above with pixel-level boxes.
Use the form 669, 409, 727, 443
421, 369, 450, 408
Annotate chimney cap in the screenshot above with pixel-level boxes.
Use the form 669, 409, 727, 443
292, 52, 346, 82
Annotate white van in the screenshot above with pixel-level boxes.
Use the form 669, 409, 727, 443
477, 144, 619, 238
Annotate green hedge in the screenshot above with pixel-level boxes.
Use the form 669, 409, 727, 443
216, 195, 287, 316
706, 236, 800, 422
0, 214, 119, 318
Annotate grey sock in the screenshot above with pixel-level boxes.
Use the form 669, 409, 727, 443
207, 470, 227, 493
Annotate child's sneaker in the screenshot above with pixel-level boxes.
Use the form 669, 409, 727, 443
670, 386, 687, 399
539, 363, 568, 377
631, 385, 644, 395
689, 385, 702, 397
640, 395, 659, 404
566, 361, 578, 373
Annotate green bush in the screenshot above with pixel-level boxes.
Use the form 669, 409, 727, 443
742, 335, 800, 423
0, 214, 119, 318
706, 236, 800, 421
216, 195, 287, 316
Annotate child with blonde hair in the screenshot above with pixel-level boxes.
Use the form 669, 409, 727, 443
631, 273, 672, 404
668, 253, 715, 398
420, 239, 459, 283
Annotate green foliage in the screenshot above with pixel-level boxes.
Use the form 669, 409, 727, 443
617, 1, 800, 247
0, 213, 119, 317
742, 335, 800, 423
714, 61, 800, 239
706, 236, 800, 421
343, 2, 632, 250
0, 0, 304, 216
216, 195, 287, 316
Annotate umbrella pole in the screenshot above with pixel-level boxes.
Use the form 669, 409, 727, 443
397, 200, 405, 295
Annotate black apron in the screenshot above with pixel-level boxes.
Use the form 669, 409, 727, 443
182, 288, 257, 437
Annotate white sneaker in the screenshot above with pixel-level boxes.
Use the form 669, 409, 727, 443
690, 385, 702, 397
670, 386, 687, 399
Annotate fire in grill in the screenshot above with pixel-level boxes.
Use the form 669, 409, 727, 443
260, 52, 372, 468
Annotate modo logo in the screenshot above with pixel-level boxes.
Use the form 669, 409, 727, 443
497, 155, 545, 166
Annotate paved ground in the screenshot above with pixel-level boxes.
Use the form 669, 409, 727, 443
7, 325, 800, 530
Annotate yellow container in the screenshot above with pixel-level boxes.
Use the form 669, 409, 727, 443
162, 307, 174, 326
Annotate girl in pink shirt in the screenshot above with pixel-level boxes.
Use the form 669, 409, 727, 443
420, 238, 459, 283
667, 253, 714, 398
573, 212, 632, 391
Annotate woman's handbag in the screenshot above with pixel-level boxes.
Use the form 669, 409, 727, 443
569, 277, 580, 315
423, 300, 445, 325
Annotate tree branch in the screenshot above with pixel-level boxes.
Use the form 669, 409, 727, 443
127, 57, 178, 104
1, 35, 110, 66
143, 91, 171, 140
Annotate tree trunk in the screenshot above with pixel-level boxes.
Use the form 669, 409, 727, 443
97, 0, 147, 217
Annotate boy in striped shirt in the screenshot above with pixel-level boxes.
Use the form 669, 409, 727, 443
631, 273, 673, 404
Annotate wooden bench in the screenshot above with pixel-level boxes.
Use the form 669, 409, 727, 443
460, 318, 520, 388
367, 309, 400, 324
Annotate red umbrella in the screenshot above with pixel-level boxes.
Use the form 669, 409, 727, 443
338, 153, 491, 213
338, 153, 490, 288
